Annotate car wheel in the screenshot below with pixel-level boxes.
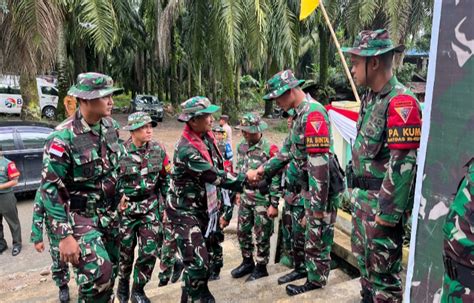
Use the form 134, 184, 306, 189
42, 106, 56, 119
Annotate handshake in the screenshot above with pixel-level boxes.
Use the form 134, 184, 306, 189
245, 165, 265, 186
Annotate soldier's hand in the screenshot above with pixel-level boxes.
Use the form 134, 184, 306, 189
267, 205, 278, 218
59, 235, 81, 265
235, 193, 241, 206
34, 242, 45, 253
300, 216, 307, 228
119, 195, 130, 212
375, 215, 396, 227
219, 216, 229, 229
246, 169, 260, 184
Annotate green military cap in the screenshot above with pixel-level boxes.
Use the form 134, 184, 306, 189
212, 125, 225, 132
123, 111, 157, 131
341, 29, 405, 57
236, 113, 268, 134
67, 72, 123, 100
178, 96, 220, 122
263, 69, 305, 100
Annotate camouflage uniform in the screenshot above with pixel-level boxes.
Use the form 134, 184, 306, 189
166, 97, 246, 301
38, 73, 125, 302
31, 191, 70, 288
342, 30, 421, 302
157, 211, 179, 284
441, 158, 474, 302
116, 112, 171, 290
260, 70, 339, 293
235, 113, 281, 267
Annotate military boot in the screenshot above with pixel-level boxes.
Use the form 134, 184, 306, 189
58, 285, 70, 303
245, 263, 269, 282
180, 287, 189, 303
286, 280, 321, 296
171, 260, 185, 283
158, 278, 169, 287
117, 278, 130, 303
130, 284, 151, 303
208, 267, 221, 281
200, 284, 215, 303
231, 257, 255, 278
277, 269, 306, 285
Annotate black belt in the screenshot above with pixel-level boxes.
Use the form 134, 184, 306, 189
353, 177, 383, 191
128, 193, 155, 202
444, 255, 474, 289
70, 195, 88, 211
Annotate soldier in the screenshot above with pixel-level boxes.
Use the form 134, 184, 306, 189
31, 190, 70, 303
231, 113, 281, 281
247, 70, 339, 296
157, 213, 183, 287
0, 146, 21, 256
341, 29, 422, 302
441, 158, 474, 302
38, 72, 125, 302
165, 96, 247, 302
116, 112, 171, 303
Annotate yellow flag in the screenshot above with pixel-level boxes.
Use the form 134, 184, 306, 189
299, 0, 320, 20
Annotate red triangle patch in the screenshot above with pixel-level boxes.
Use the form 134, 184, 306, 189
395, 106, 412, 123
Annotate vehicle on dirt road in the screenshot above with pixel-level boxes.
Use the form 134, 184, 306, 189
130, 94, 164, 122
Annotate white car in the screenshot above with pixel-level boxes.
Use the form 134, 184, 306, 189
0, 75, 59, 119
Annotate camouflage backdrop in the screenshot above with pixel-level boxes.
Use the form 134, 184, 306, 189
407, 0, 474, 301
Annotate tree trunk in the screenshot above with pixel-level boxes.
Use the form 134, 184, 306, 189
143, 49, 148, 93
263, 57, 278, 117
318, 24, 329, 87
187, 61, 192, 98
56, 23, 69, 121
234, 65, 241, 111
19, 72, 41, 121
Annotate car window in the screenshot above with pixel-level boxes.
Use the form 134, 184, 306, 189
10, 86, 21, 95
19, 131, 50, 149
41, 86, 58, 96
138, 96, 159, 105
0, 85, 9, 94
0, 132, 16, 151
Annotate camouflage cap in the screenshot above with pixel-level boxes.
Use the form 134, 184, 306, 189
67, 72, 123, 100
236, 113, 268, 134
341, 29, 405, 57
178, 96, 220, 122
263, 70, 305, 100
123, 111, 157, 131
212, 125, 225, 132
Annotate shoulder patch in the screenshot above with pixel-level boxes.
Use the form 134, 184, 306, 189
305, 111, 330, 154
48, 137, 67, 158
7, 161, 20, 179
387, 94, 422, 150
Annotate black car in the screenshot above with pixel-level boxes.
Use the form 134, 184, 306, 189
0, 121, 54, 194
130, 95, 164, 122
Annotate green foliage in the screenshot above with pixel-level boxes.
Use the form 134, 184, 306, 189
113, 92, 132, 108
396, 63, 417, 85
272, 120, 289, 133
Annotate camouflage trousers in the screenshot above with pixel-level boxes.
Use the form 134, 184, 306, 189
288, 203, 306, 273
175, 222, 211, 300
74, 226, 120, 303
237, 202, 274, 265
304, 207, 336, 286
47, 234, 70, 288
118, 211, 160, 287
157, 221, 178, 282
208, 224, 224, 274
280, 199, 294, 261
441, 273, 474, 303
351, 205, 404, 302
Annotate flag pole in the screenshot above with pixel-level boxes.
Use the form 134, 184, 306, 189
319, 2, 361, 103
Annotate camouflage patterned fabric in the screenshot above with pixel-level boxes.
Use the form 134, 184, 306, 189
67, 72, 123, 100
441, 158, 474, 302
166, 111, 246, 299
157, 218, 179, 283
235, 133, 281, 265
263, 70, 305, 100
122, 111, 158, 131
261, 87, 338, 287
38, 107, 125, 302
177, 96, 220, 122
341, 29, 405, 57
348, 75, 420, 302
116, 138, 171, 287
31, 191, 70, 288
236, 113, 269, 134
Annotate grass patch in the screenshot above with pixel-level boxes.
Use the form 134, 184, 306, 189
272, 120, 288, 133
114, 93, 132, 108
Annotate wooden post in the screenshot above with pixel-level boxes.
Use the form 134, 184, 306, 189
319, 2, 361, 103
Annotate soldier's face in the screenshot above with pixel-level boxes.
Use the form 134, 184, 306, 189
190, 114, 214, 133
242, 130, 260, 144
275, 90, 293, 111
86, 95, 114, 117
215, 132, 224, 141
350, 55, 367, 86
131, 123, 153, 143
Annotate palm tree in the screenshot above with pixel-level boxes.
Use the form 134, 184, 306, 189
1, 0, 61, 120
